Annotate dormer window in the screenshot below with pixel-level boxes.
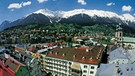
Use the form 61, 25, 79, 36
86, 48, 89, 52
82, 56, 85, 60
55, 52, 59, 55
96, 56, 98, 59
90, 57, 93, 60
50, 51, 53, 54
62, 53, 66, 56
73, 55, 76, 58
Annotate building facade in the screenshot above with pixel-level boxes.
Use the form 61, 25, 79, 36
45, 46, 105, 76
115, 24, 123, 43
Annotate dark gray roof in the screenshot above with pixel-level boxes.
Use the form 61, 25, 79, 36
109, 48, 128, 61
98, 64, 135, 76
5, 60, 18, 71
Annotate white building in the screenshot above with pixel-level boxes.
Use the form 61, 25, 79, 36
45, 46, 105, 76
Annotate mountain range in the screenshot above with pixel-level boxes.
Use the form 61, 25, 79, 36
0, 9, 135, 31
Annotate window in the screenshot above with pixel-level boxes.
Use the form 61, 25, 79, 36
40, 56, 43, 58
91, 66, 94, 69
83, 70, 87, 73
120, 33, 122, 37
120, 72, 123, 75
84, 65, 87, 68
90, 71, 94, 74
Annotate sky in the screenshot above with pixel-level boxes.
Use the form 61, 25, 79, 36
0, 0, 135, 24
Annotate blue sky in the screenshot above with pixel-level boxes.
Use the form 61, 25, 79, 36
0, 0, 135, 24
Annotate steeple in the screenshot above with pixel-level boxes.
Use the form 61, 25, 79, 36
116, 23, 122, 32
115, 23, 123, 45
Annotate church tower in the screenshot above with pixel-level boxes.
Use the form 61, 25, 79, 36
115, 23, 123, 43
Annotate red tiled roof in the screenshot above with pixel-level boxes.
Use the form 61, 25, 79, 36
46, 43, 51, 47
15, 47, 25, 52
47, 46, 105, 64
51, 42, 57, 46
36, 44, 42, 48
0, 60, 15, 76
28, 46, 37, 51
0, 68, 14, 76
58, 36, 65, 38
77, 46, 94, 51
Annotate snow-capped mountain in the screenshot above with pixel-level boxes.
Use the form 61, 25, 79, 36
33, 9, 135, 27
59, 9, 120, 19
0, 9, 135, 31
34, 9, 55, 17
57, 9, 135, 25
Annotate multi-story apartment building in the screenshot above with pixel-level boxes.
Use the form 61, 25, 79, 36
45, 46, 105, 76
40, 53, 46, 71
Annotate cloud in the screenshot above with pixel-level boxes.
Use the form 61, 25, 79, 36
77, 0, 86, 5
8, 3, 22, 9
22, 1, 31, 6
37, 0, 48, 3
8, 1, 31, 10
107, 2, 115, 6
122, 5, 132, 12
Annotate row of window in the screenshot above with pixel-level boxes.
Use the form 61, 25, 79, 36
84, 65, 95, 69
46, 58, 67, 65
83, 70, 94, 74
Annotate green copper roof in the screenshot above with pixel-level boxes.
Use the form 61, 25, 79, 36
123, 37, 135, 43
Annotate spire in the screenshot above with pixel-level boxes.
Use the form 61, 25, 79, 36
116, 23, 122, 31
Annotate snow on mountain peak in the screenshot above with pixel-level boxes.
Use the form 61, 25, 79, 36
33, 9, 135, 23
58, 9, 120, 19
34, 9, 54, 17
120, 14, 135, 22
